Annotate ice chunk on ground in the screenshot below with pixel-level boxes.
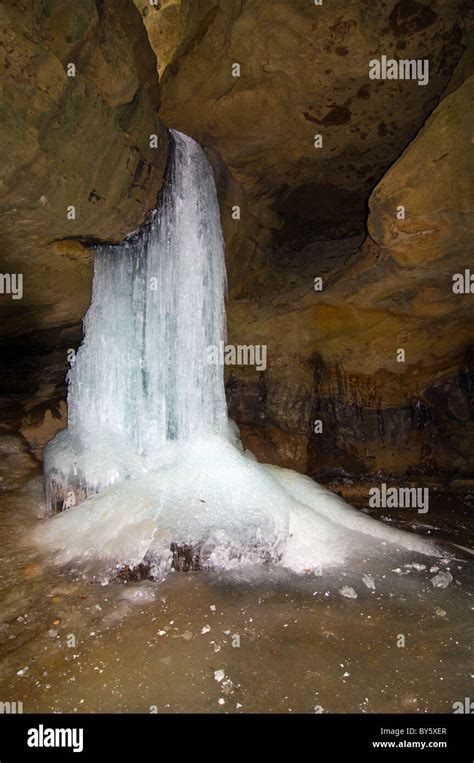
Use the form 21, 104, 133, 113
362, 574, 376, 590
339, 586, 358, 599
431, 571, 453, 588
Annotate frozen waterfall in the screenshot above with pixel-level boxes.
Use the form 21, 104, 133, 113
44, 130, 230, 509
39, 130, 443, 580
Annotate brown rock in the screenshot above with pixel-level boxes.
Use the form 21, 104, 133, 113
157, 0, 465, 243
0, 0, 168, 337
225, 65, 474, 480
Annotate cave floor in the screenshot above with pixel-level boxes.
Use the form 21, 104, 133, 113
0, 475, 472, 714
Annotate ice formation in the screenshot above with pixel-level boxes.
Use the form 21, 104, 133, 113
44, 129, 229, 510
39, 130, 443, 579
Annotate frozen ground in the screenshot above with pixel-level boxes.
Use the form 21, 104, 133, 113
1, 476, 472, 713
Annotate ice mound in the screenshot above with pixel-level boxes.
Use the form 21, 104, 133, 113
37, 435, 442, 579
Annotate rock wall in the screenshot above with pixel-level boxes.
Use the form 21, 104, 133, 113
155, 0, 465, 243
0, 0, 168, 338
225, 64, 474, 481
0, 0, 169, 481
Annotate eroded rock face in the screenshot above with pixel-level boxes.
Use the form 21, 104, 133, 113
0, 0, 168, 337
226, 66, 474, 480
133, 0, 186, 78
156, 0, 465, 243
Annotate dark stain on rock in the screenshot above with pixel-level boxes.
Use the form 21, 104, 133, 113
128, 159, 152, 198
88, 189, 103, 203
25, 399, 63, 425
323, 105, 351, 126
303, 110, 320, 124
357, 84, 370, 99
226, 372, 267, 424
388, 0, 437, 37
335, 46, 349, 56
378, 121, 388, 137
